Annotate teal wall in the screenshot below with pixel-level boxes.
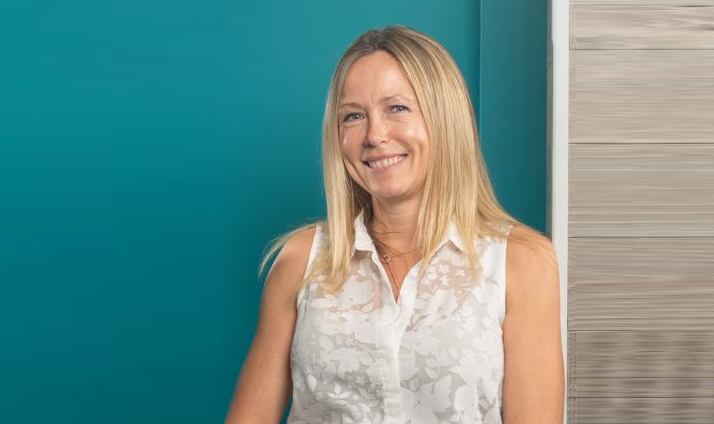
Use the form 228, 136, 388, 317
0, 1, 546, 423
480, 1, 548, 231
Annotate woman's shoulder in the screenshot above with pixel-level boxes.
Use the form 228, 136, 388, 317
504, 224, 559, 308
273, 224, 319, 279
507, 224, 554, 253
264, 224, 320, 307
281, 223, 319, 254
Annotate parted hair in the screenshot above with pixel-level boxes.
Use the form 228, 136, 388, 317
258, 25, 554, 295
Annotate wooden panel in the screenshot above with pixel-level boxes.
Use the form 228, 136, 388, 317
574, 377, 714, 397
568, 237, 714, 329
570, 50, 714, 144
568, 331, 714, 379
568, 397, 714, 424
570, 144, 714, 238
568, 331, 714, 422
573, 1, 714, 6
571, 6, 714, 49
569, 1, 714, 423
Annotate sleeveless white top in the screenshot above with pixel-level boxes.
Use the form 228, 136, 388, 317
287, 211, 513, 424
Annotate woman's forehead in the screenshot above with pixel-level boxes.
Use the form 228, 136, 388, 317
341, 54, 416, 103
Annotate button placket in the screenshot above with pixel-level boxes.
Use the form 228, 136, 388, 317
370, 251, 400, 323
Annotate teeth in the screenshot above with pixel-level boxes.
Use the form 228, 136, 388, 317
368, 155, 405, 169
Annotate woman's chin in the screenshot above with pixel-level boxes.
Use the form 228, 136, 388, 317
369, 188, 411, 202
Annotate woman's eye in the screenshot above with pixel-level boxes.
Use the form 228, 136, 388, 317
343, 113, 363, 122
391, 105, 408, 113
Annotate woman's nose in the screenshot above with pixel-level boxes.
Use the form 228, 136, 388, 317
365, 114, 388, 146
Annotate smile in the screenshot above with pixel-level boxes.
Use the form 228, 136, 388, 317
364, 154, 408, 173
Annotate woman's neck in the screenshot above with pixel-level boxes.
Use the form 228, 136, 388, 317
368, 199, 420, 253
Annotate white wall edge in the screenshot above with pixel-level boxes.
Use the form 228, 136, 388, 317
548, 0, 569, 422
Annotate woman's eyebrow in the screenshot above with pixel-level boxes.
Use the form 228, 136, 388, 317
339, 95, 414, 109
381, 94, 413, 103
338, 101, 363, 109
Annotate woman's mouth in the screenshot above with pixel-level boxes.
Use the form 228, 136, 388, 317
364, 154, 408, 173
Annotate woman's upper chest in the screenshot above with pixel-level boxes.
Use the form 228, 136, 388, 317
299, 242, 505, 336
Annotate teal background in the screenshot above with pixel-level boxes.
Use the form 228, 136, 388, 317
0, 1, 546, 423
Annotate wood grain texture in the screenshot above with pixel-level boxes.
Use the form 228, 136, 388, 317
573, 0, 714, 6
569, 144, 714, 238
568, 331, 714, 379
570, 50, 714, 144
568, 237, 714, 329
573, 377, 714, 397
568, 331, 714, 421
568, 396, 714, 424
569, 1, 714, 423
571, 6, 714, 49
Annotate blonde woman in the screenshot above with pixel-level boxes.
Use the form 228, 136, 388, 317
225, 25, 564, 424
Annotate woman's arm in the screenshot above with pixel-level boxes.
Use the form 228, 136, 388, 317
502, 226, 565, 424
223, 227, 317, 424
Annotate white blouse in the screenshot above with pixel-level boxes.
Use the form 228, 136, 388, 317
287, 210, 513, 424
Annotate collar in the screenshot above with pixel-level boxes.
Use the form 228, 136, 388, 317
352, 209, 465, 257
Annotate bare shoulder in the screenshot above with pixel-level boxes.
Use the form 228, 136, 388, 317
223, 224, 319, 424
272, 225, 318, 272
265, 225, 319, 306
505, 224, 560, 311
502, 224, 565, 422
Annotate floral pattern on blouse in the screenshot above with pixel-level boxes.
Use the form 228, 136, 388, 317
288, 211, 512, 424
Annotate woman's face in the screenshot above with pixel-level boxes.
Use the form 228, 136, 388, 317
338, 50, 430, 205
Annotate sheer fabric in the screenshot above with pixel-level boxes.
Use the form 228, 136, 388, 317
287, 211, 512, 424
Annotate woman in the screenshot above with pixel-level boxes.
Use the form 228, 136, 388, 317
225, 26, 563, 424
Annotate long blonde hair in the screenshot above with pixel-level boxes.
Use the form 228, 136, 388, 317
259, 25, 550, 295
